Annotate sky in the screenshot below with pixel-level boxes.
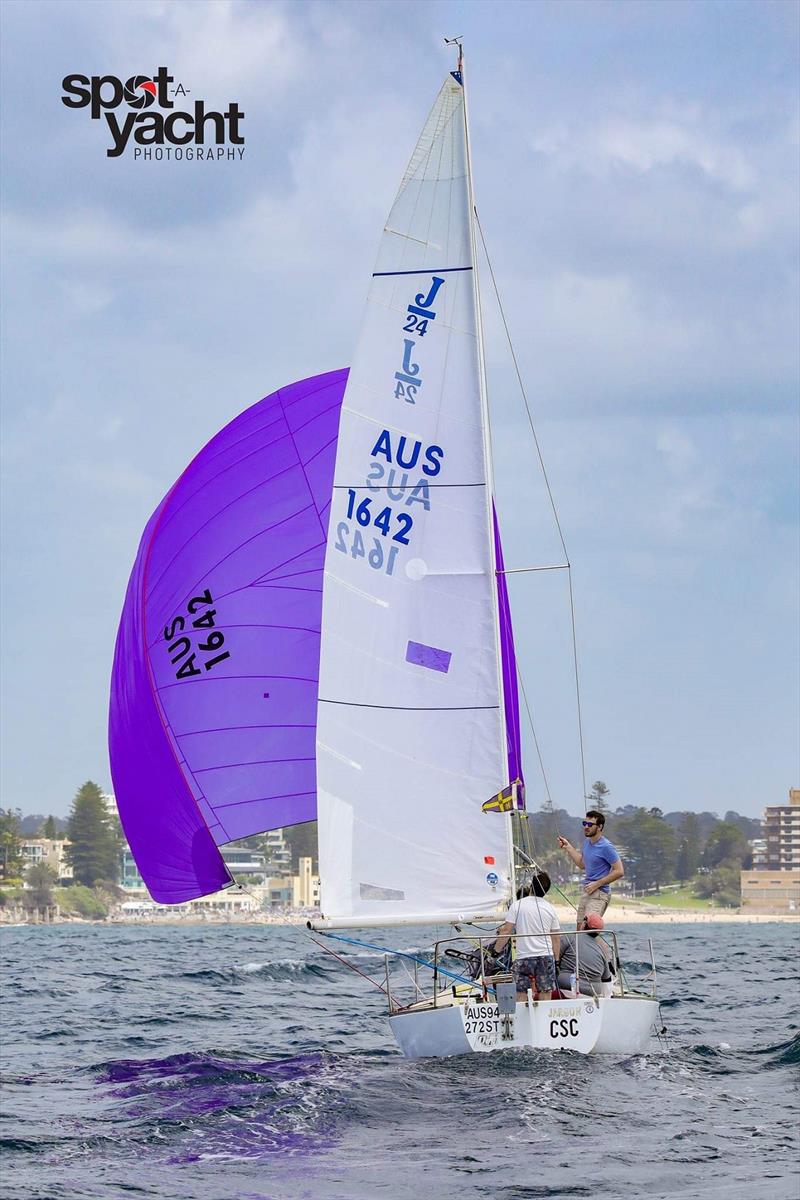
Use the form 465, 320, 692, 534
1, 0, 797, 821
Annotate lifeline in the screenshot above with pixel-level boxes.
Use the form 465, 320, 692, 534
133, 147, 245, 161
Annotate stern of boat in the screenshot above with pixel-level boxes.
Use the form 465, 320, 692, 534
389, 993, 659, 1059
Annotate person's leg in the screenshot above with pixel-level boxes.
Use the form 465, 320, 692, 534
556, 970, 573, 992
578, 890, 609, 922
533, 954, 556, 1000
513, 957, 535, 1001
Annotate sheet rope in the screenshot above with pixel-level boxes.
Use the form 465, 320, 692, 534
315, 930, 475, 986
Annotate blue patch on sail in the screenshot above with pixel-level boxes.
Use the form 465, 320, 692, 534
406, 641, 452, 673
450, 70, 463, 86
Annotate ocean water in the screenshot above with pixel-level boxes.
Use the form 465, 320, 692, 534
1, 920, 798, 1200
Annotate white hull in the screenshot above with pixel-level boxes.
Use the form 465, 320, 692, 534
389, 994, 659, 1058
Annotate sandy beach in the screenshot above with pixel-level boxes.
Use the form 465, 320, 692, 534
552, 903, 799, 925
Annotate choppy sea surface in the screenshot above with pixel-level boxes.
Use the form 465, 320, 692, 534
1, 920, 798, 1200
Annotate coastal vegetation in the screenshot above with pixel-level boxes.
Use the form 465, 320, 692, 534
0, 808, 24, 878
0, 782, 122, 918
0, 777, 763, 915
65, 781, 122, 886
526, 801, 757, 908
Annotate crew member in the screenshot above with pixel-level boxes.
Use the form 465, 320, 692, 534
493, 871, 560, 1001
557, 809, 623, 923
557, 912, 613, 994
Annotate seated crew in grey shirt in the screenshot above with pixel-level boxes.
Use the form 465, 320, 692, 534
558, 913, 613, 995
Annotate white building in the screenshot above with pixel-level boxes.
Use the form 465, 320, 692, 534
263, 829, 292, 875
21, 838, 73, 883
220, 846, 267, 879
292, 856, 320, 909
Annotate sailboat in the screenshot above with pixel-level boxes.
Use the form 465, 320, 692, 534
109, 45, 661, 1058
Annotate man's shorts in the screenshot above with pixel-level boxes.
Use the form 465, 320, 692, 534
577, 889, 610, 925
513, 954, 556, 994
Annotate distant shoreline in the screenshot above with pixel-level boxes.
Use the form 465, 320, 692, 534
552, 903, 798, 925
1, 905, 798, 927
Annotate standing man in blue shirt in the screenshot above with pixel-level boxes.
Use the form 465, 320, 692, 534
557, 810, 624, 923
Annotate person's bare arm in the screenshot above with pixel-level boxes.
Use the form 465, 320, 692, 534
557, 836, 584, 870
584, 860, 624, 895
493, 921, 514, 953
550, 931, 561, 959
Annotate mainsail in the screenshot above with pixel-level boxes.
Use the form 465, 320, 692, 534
315, 71, 515, 925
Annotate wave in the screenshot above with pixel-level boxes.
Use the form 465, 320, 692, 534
0, 1137, 62, 1154
93, 1049, 352, 1163
685, 1034, 800, 1072
174, 959, 332, 984
746, 1033, 800, 1066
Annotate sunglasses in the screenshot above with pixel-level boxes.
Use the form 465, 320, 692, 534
581, 820, 597, 827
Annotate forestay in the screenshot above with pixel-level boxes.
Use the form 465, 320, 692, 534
316, 73, 513, 924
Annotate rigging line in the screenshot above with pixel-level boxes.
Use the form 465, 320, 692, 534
516, 664, 555, 812
499, 564, 569, 574
568, 569, 589, 807
318, 930, 473, 987
476, 206, 589, 808
475, 208, 569, 562
398, 957, 426, 1000
512, 844, 578, 914
307, 935, 399, 1005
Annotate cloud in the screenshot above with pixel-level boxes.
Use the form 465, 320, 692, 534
69, 459, 156, 497
97, 0, 305, 99
0, 0, 797, 817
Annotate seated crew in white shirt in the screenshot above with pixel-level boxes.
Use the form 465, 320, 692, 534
493, 871, 561, 1000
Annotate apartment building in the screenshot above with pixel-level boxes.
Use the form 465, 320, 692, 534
760, 788, 800, 870
263, 829, 292, 875
740, 788, 800, 914
21, 838, 73, 883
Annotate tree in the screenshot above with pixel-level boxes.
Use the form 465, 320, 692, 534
702, 821, 750, 870
694, 858, 741, 907
675, 813, 701, 881
0, 808, 23, 879
723, 810, 762, 841
57, 883, 108, 919
528, 807, 585, 884
24, 864, 57, 911
39, 815, 59, 839
284, 821, 318, 872
587, 781, 611, 814
614, 807, 677, 892
65, 782, 121, 886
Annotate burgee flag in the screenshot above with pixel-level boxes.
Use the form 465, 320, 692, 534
482, 780, 526, 814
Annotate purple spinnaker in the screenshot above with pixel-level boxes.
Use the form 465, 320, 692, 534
109, 369, 347, 903
109, 368, 524, 903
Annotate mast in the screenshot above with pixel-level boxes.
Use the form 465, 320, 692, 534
457, 42, 517, 904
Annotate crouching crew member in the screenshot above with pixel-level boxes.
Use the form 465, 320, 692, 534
557, 912, 613, 995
